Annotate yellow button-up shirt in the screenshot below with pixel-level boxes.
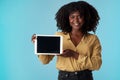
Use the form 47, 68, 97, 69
38, 32, 102, 72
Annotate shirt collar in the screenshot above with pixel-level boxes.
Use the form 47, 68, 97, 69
66, 32, 86, 42
66, 33, 71, 40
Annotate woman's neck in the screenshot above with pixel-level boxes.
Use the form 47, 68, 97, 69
71, 30, 83, 36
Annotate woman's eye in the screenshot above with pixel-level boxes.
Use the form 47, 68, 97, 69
70, 16, 74, 19
78, 16, 81, 19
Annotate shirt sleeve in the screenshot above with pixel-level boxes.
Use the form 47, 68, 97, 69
37, 32, 58, 64
77, 36, 102, 70
38, 55, 54, 64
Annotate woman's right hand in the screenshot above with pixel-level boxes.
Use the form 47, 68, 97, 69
31, 34, 36, 43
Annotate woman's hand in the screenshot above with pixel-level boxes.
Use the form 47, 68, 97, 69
31, 34, 36, 43
60, 49, 79, 60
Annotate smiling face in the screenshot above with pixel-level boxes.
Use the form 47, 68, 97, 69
69, 11, 84, 31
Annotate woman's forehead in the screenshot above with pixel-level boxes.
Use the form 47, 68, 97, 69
69, 11, 80, 15
69, 10, 84, 16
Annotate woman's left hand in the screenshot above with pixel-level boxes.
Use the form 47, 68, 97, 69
60, 49, 79, 59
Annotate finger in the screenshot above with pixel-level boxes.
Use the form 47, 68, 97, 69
31, 34, 36, 43
32, 36, 36, 41
59, 52, 66, 56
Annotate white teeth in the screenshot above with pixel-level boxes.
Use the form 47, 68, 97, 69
74, 23, 79, 25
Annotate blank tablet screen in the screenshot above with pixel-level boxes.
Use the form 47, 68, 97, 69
35, 35, 62, 55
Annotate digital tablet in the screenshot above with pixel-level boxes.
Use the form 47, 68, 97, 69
34, 34, 63, 55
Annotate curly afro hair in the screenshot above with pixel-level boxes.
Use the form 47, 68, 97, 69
55, 1, 100, 34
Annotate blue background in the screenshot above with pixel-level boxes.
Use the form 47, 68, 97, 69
0, 0, 120, 80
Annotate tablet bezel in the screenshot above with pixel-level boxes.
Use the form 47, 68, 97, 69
34, 34, 63, 55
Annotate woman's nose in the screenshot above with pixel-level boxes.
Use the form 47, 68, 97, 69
74, 17, 79, 22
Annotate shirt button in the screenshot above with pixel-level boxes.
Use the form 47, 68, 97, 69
65, 74, 68, 77
75, 72, 77, 75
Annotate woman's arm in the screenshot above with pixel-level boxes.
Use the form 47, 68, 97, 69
38, 55, 54, 64
77, 36, 102, 70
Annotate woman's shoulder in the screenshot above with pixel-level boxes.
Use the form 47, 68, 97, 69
55, 32, 67, 35
85, 33, 99, 40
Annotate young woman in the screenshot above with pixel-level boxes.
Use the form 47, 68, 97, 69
32, 1, 102, 80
